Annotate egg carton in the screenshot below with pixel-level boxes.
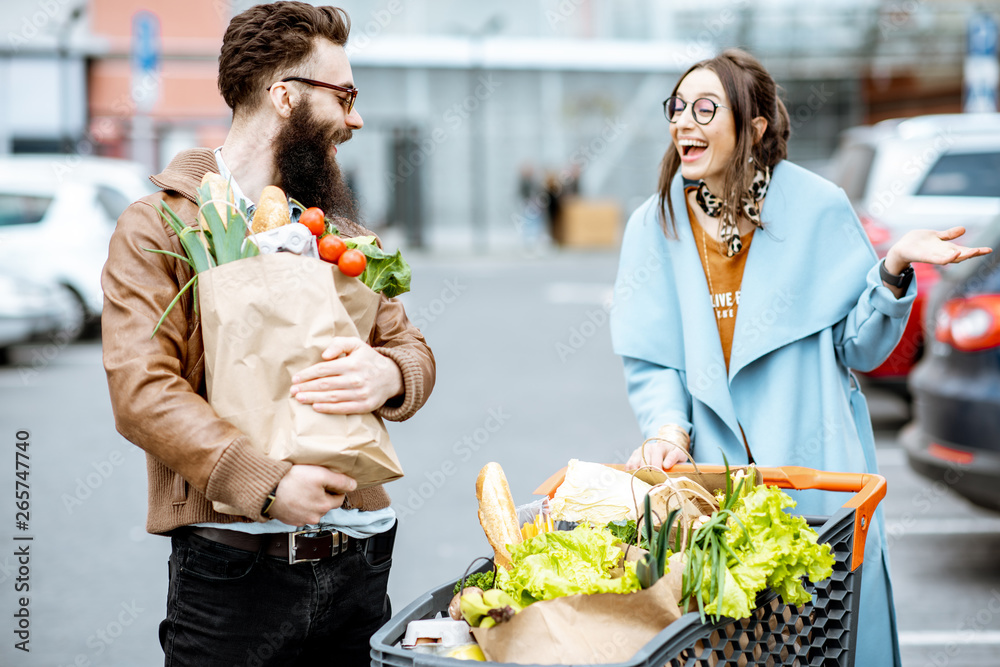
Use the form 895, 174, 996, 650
247, 222, 319, 259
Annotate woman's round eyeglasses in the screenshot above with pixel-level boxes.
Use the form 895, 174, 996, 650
663, 96, 728, 125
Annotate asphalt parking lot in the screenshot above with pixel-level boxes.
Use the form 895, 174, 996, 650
0, 250, 998, 666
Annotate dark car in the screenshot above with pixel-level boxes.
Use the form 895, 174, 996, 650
901, 216, 1000, 511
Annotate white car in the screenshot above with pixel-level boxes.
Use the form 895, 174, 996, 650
829, 113, 1000, 254
0, 155, 154, 339
0, 272, 84, 359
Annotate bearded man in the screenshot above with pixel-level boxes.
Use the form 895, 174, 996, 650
100, 4, 435, 665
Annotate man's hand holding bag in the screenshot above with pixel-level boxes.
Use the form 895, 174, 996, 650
149, 175, 408, 517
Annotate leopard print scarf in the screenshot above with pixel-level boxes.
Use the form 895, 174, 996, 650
694, 167, 771, 257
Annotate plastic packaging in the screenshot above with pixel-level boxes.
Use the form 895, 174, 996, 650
514, 497, 548, 526
249, 222, 319, 259
515, 497, 555, 538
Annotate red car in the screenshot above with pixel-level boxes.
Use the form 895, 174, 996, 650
859, 215, 939, 392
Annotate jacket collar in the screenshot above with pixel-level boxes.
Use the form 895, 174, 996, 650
149, 148, 219, 203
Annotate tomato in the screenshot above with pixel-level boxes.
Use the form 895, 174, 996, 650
318, 234, 347, 263
337, 249, 367, 277
299, 207, 326, 236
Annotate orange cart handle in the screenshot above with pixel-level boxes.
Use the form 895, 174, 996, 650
533, 464, 886, 572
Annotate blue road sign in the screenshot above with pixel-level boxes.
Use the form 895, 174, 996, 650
969, 13, 999, 57
131, 10, 161, 112
965, 13, 999, 112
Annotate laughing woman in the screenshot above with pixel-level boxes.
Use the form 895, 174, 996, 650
610, 49, 990, 667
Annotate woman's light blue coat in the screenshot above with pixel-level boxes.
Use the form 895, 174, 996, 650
611, 161, 914, 667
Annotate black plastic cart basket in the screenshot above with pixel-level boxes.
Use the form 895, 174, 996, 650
370, 464, 886, 667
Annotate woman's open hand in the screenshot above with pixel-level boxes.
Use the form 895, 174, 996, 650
885, 227, 992, 275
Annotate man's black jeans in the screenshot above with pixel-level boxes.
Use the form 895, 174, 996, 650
160, 525, 394, 667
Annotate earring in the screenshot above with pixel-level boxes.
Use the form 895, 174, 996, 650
748, 155, 754, 164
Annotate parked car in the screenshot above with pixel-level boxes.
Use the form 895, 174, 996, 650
0, 272, 85, 362
901, 214, 1000, 511
828, 113, 1000, 394
0, 154, 154, 339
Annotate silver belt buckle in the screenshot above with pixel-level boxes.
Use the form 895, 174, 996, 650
288, 529, 345, 565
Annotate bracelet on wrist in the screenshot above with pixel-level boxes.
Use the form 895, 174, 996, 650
261, 488, 278, 518
656, 424, 691, 451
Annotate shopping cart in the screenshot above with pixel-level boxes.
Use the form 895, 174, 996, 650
370, 464, 886, 667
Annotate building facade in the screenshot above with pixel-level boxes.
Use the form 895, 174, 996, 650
0, 0, 992, 248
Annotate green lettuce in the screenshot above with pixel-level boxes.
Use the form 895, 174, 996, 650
604, 519, 639, 548
695, 484, 835, 619
729, 485, 834, 607
345, 236, 411, 298
496, 524, 640, 607
695, 561, 756, 620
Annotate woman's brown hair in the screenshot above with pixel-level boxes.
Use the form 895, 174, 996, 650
657, 48, 790, 235
218, 2, 351, 116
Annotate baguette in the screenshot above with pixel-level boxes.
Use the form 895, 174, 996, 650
251, 185, 291, 233
476, 462, 522, 569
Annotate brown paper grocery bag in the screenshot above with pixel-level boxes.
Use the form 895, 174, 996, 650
197, 252, 403, 515
471, 565, 686, 665
632, 466, 759, 548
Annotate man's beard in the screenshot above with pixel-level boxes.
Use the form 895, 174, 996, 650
273, 97, 359, 221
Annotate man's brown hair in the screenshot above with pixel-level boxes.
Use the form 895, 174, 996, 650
218, 2, 351, 116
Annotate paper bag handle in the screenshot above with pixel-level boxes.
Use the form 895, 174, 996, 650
458, 556, 498, 592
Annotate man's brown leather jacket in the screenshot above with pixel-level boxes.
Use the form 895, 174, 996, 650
102, 148, 435, 534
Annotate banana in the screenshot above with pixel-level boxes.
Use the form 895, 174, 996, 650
459, 591, 489, 626
481, 589, 505, 608
481, 588, 522, 612
461, 588, 523, 627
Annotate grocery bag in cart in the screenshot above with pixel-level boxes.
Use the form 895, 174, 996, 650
370, 463, 886, 667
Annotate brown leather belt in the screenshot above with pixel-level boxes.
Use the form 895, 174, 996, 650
188, 526, 352, 564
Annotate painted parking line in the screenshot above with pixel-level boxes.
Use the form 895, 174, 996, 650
898, 630, 1000, 646
886, 517, 1000, 536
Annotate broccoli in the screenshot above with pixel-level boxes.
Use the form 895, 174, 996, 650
452, 570, 495, 595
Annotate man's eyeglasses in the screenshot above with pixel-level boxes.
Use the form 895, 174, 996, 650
268, 76, 358, 115
663, 96, 729, 125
